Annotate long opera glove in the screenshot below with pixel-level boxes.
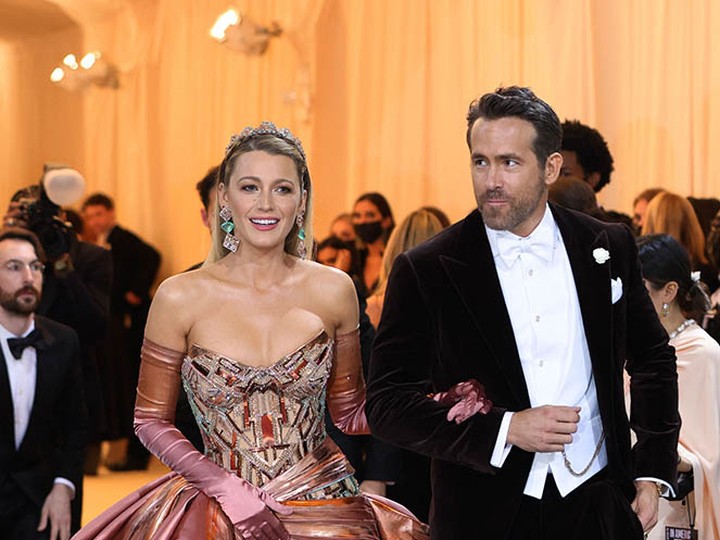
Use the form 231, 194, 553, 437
326, 328, 370, 435
133, 339, 292, 539
432, 379, 493, 424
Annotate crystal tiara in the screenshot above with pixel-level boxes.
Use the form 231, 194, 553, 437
225, 121, 306, 160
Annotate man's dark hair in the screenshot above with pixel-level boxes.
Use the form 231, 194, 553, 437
0, 227, 47, 262
196, 166, 219, 212
561, 120, 615, 192
466, 86, 562, 166
82, 193, 114, 211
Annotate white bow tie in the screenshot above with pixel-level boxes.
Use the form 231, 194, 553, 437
494, 226, 555, 267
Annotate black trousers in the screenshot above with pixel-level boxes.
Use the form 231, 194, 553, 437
507, 471, 645, 540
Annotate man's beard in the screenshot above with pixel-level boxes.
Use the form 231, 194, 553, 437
0, 285, 41, 315
478, 176, 546, 233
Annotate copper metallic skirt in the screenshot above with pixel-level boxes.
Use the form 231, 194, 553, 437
73, 439, 429, 540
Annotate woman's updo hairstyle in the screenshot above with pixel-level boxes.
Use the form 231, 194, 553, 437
637, 233, 710, 322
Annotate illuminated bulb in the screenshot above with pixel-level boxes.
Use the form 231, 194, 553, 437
80, 52, 98, 69
210, 8, 240, 41
63, 54, 79, 70
50, 67, 65, 82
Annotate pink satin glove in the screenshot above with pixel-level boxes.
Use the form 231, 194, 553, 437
327, 328, 370, 434
432, 379, 493, 424
134, 339, 292, 539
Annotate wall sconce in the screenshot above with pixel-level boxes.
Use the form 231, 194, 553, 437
210, 8, 282, 55
50, 52, 119, 91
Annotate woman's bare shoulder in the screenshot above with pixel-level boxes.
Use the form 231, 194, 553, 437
300, 261, 358, 333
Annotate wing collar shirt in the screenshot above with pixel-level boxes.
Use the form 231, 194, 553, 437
0, 320, 75, 495
485, 204, 607, 498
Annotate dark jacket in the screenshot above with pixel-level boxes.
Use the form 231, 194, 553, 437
367, 205, 680, 539
0, 316, 87, 512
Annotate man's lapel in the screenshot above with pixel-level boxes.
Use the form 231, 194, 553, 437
0, 349, 16, 449
440, 211, 530, 408
551, 205, 614, 402
19, 318, 57, 452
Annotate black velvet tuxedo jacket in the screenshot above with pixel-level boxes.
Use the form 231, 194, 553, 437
0, 316, 87, 511
367, 205, 680, 539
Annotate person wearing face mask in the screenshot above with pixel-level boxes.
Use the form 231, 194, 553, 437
352, 193, 395, 296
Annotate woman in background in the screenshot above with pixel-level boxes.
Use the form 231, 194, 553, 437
365, 208, 448, 522
352, 192, 395, 296
642, 191, 719, 293
637, 233, 720, 540
365, 208, 447, 328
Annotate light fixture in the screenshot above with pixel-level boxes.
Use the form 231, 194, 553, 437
50, 52, 119, 91
210, 8, 282, 56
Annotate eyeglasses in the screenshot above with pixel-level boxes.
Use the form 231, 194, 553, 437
1, 260, 46, 275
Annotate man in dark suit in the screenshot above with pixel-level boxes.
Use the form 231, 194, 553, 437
82, 193, 161, 471
0, 227, 87, 539
366, 86, 680, 540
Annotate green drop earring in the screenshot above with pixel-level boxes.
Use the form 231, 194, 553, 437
296, 213, 307, 259
220, 205, 239, 252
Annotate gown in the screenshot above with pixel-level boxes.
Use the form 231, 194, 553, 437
73, 330, 429, 540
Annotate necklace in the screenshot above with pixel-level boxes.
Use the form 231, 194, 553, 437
669, 319, 696, 339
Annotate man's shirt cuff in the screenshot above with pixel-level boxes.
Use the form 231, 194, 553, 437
635, 477, 675, 499
54, 477, 76, 498
490, 411, 514, 468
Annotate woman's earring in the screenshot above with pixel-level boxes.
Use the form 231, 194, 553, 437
296, 213, 307, 260
220, 205, 239, 253
661, 302, 669, 317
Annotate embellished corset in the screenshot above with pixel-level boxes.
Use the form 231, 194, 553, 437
182, 330, 336, 488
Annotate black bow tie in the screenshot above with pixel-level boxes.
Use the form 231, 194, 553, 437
7, 329, 43, 360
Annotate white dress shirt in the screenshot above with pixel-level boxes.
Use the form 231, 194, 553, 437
1, 320, 75, 495
486, 205, 607, 498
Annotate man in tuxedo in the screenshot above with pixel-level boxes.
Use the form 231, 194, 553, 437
82, 193, 161, 471
366, 86, 680, 540
0, 227, 87, 539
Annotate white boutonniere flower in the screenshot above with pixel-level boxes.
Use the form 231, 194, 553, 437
593, 248, 610, 264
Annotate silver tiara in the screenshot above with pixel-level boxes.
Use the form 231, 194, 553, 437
225, 121, 306, 160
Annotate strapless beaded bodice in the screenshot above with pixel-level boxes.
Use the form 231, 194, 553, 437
181, 330, 340, 489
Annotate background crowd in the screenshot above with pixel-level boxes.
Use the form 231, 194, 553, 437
2, 113, 720, 539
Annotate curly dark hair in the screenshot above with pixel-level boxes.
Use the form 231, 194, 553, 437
561, 120, 614, 193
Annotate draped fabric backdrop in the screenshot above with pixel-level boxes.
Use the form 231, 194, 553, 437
1, 0, 718, 276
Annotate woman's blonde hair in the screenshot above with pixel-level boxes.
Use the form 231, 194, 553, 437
642, 191, 707, 265
205, 127, 313, 265
374, 208, 447, 296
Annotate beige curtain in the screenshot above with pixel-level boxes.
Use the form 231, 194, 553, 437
1, 0, 719, 276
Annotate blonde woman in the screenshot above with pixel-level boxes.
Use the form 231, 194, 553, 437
73, 123, 427, 540
365, 208, 448, 328
642, 191, 719, 292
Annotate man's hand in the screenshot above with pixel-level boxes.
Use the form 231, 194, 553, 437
631, 480, 659, 533
507, 405, 581, 452
37, 483, 73, 540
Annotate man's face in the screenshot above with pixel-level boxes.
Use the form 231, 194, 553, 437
200, 187, 218, 231
560, 150, 602, 191
82, 204, 115, 237
633, 198, 649, 230
470, 116, 560, 237
0, 239, 43, 315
